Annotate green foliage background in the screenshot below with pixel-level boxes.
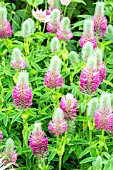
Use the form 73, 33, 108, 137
0, 0, 113, 169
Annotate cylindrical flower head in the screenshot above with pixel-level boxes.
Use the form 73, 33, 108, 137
22, 20, 32, 38
82, 42, 94, 62
60, 94, 78, 120
93, 2, 107, 37
44, 70, 63, 89
80, 57, 100, 94
69, 51, 79, 64
56, 17, 73, 41
95, 48, 106, 82
48, 108, 68, 136
87, 98, 99, 117
94, 92, 113, 132
50, 0, 60, 9
2, 138, 17, 166
94, 109, 113, 132
93, 156, 102, 170
29, 122, 48, 158
87, 55, 97, 70
100, 92, 111, 113
95, 2, 105, 17
11, 48, 26, 69
0, 20, 13, 38
50, 37, 60, 52
0, 130, 3, 142
0, 7, 7, 22
12, 71, 32, 109
47, 9, 60, 33
106, 25, 113, 34
83, 19, 94, 37
95, 48, 103, 65
50, 56, 61, 73
80, 19, 97, 49
60, 0, 71, 6
26, 18, 35, 33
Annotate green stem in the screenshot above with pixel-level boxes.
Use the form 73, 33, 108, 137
59, 156, 62, 170
102, 130, 104, 138
89, 129, 92, 144
64, 6, 67, 16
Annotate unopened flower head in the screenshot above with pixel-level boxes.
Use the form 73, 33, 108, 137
50, 37, 60, 52
53, 108, 64, 120
87, 98, 99, 117
100, 92, 111, 113
0, 6, 7, 21
2, 138, 18, 166
83, 19, 94, 37
95, 2, 105, 17
95, 48, 103, 65
95, 48, 106, 82
50, 9, 60, 24
61, 17, 70, 32
22, 18, 35, 38
87, 55, 97, 71
26, 18, 35, 33
5, 138, 14, 154
11, 48, 26, 69
107, 25, 113, 34
12, 71, 32, 109
69, 51, 79, 64
18, 71, 29, 86
50, 0, 60, 9
60, 93, 78, 120
93, 156, 102, 170
29, 122, 48, 158
49, 56, 61, 73
60, 0, 71, 6
82, 42, 94, 62
48, 108, 68, 136
0, 130, 3, 142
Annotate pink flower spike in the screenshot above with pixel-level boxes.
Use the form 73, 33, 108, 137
94, 109, 113, 132
12, 71, 32, 109
44, 70, 63, 89
0, 21, 13, 38
60, 94, 78, 120
2, 138, 18, 168
32, 9, 50, 23
48, 108, 68, 136
98, 62, 106, 83
29, 122, 48, 158
80, 35, 97, 49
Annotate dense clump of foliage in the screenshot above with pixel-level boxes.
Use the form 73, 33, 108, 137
0, 0, 113, 169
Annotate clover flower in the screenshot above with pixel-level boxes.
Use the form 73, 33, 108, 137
29, 122, 48, 158
12, 71, 32, 109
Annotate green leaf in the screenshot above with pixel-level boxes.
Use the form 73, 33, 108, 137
80, 157, 96, 164
48, 150, 56, 162
104, 80, 113, 87
69, 139, 89, 145
11, 112, 21, 124
79, 146, 91, 158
